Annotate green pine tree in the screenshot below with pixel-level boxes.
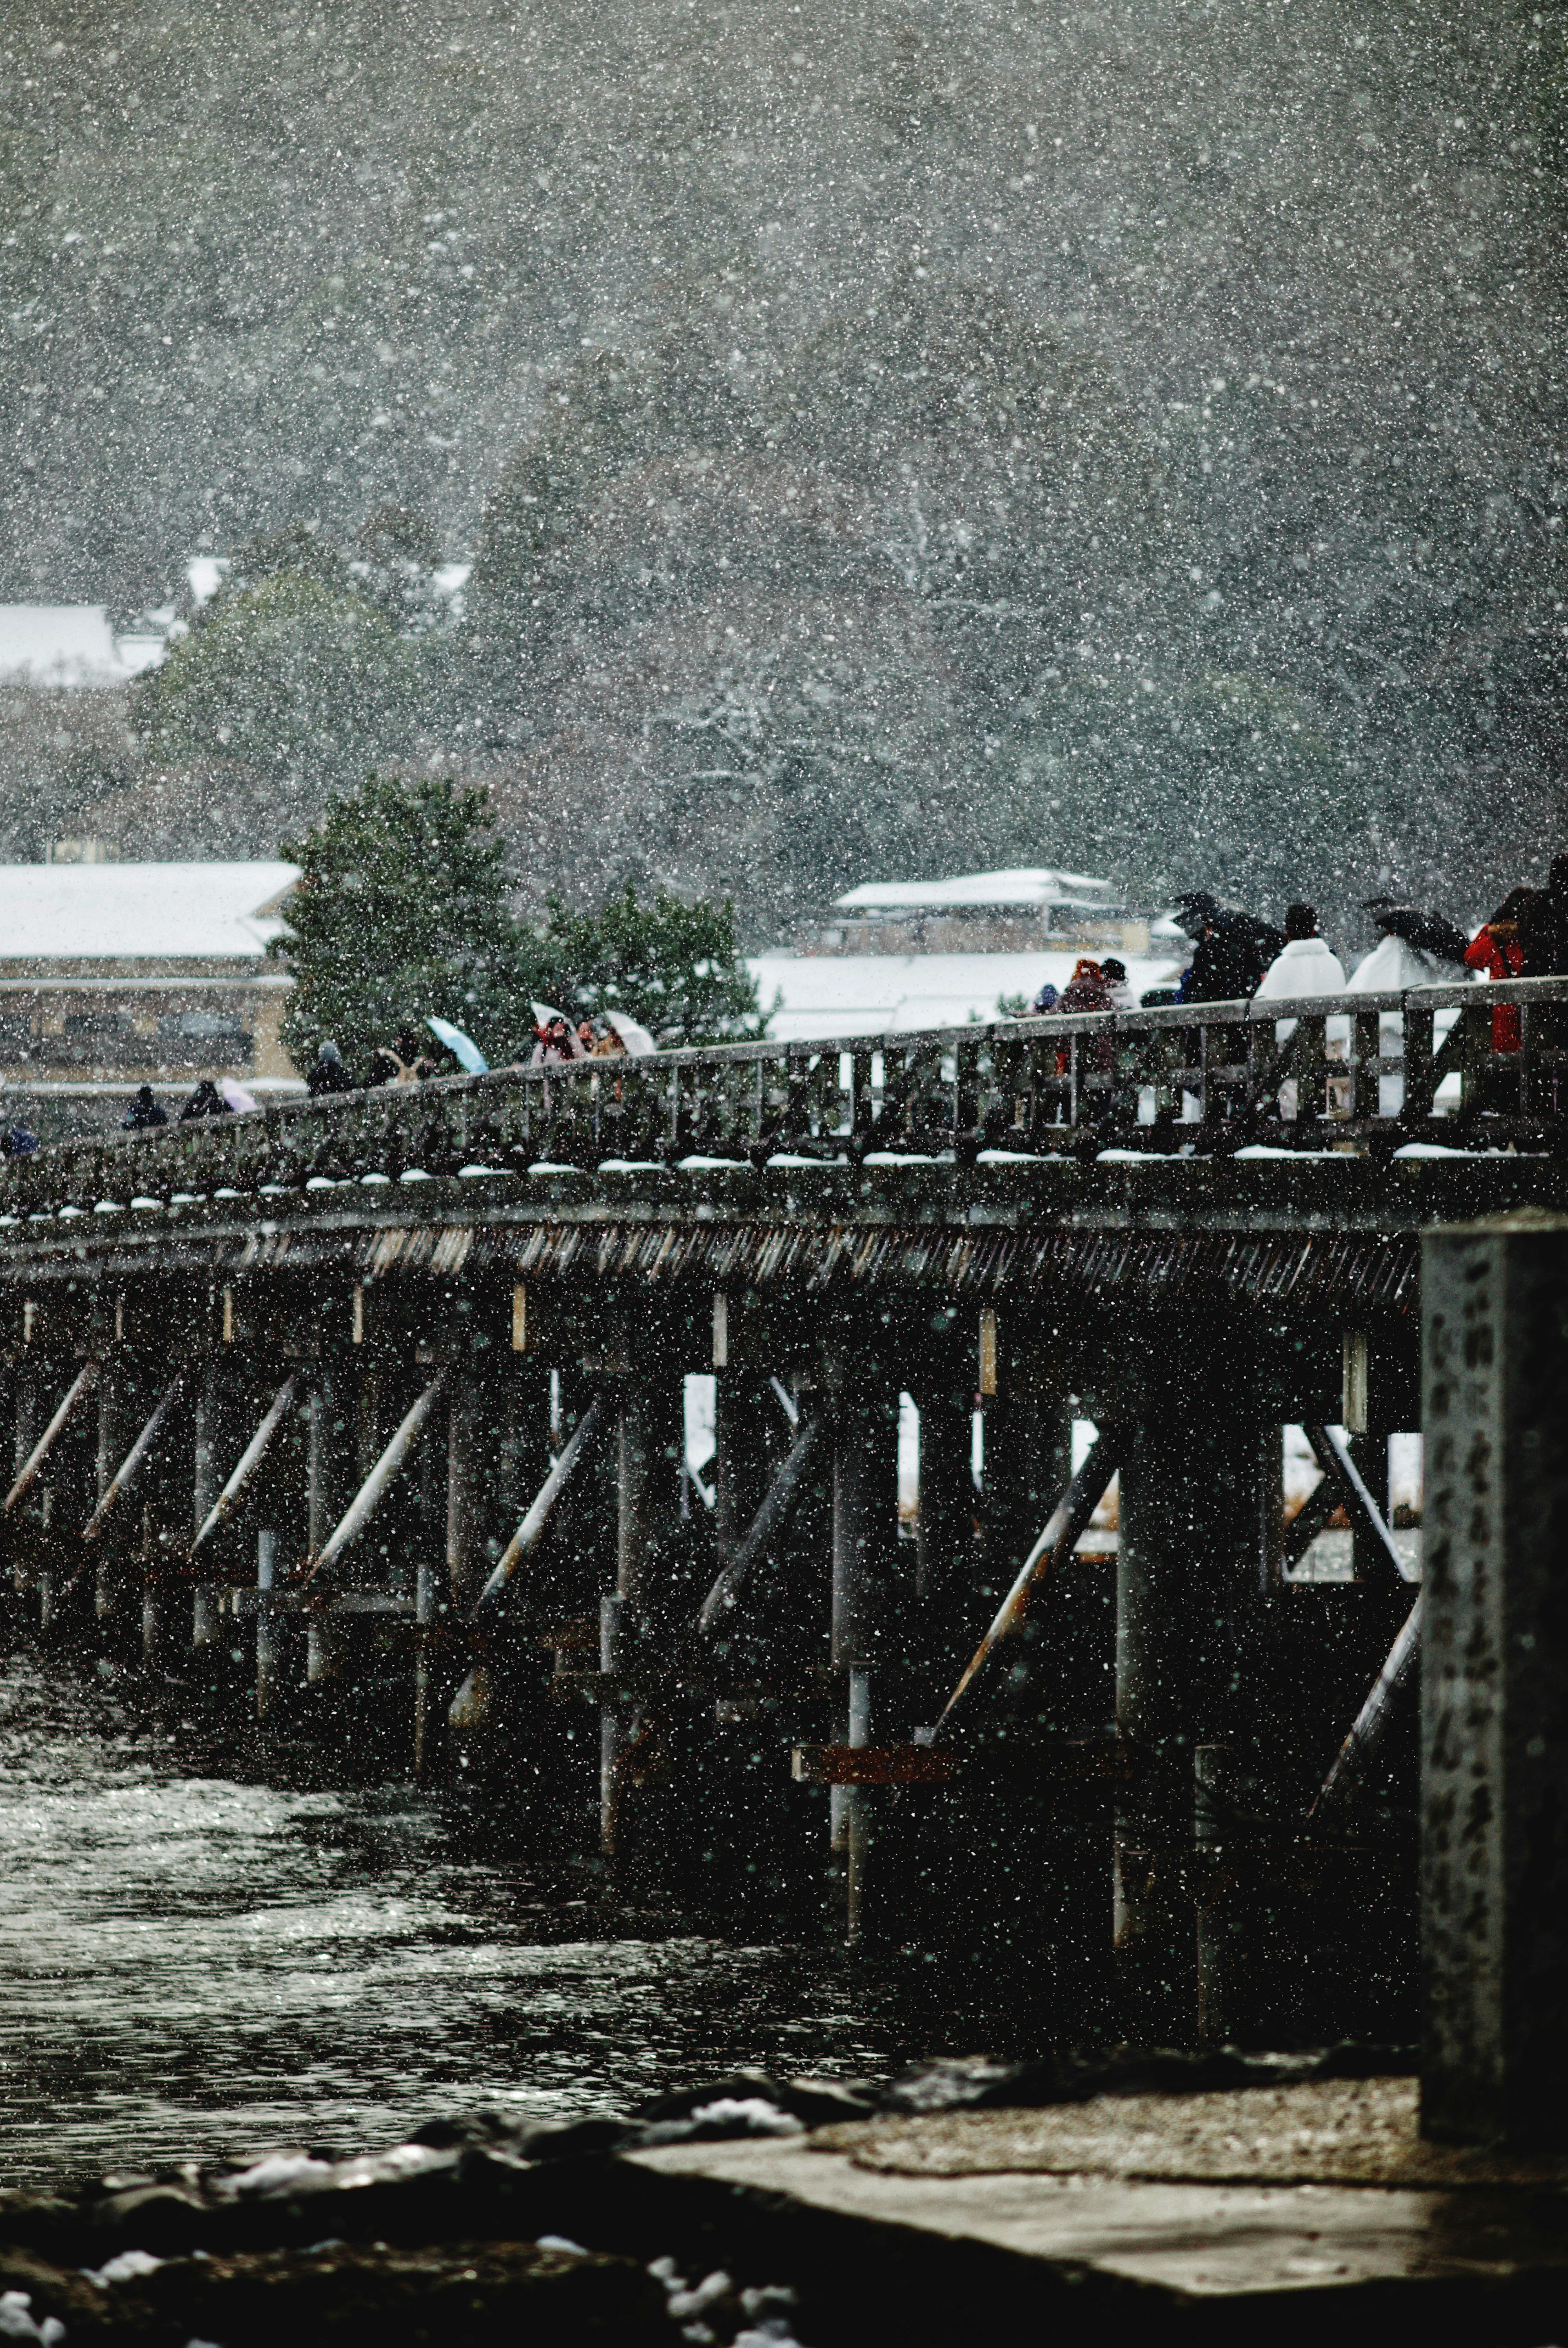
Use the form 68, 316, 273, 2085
533, 883, 766, 1047
272, 771, 541, 1077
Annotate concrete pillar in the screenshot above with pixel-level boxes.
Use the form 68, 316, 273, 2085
191, 1360, 226, 1649
603, 1377, 682, 1857
1115, 1385, 1263, 2038
831, 1377, 898, 1938
94, 1364, 135, 1622
306, 1362, 356, 1683
1421, 1222, 1568, 2148
914, 1377, 976, 1680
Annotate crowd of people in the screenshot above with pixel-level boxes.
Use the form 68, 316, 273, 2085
1025, 859, 1568, 1052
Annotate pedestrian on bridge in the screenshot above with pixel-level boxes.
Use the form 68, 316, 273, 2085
307, 1040, 355, 1098
1254, 904, 1348, 1119
121, 1085, 168, 1131
1170, 892, 1283, 1004
1465, 891, 1532, 1054
179, 1080, 231, 1122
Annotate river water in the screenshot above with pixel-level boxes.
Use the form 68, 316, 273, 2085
0, 1655, 898, 2190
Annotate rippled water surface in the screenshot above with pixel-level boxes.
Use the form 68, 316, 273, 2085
0, 1657, 896, 2188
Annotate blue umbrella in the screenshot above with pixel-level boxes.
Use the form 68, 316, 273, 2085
426, 1015, 488, 1075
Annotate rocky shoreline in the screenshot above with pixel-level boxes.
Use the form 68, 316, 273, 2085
0, 2048, 1416, 2347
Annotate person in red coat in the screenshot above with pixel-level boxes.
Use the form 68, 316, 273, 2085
1464, 889, 1535, 1053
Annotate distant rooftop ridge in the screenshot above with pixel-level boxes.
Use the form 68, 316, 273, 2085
834, 866, 1118, 913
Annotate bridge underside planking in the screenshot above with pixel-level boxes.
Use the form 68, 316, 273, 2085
0, 1002, 1555, 2052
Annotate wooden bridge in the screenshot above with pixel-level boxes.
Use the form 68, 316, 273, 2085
2, 977, 1566, 2061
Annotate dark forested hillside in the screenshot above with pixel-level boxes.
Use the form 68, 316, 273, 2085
4, 1, 1566, 933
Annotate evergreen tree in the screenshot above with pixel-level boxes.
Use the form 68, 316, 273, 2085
533, 883, 765, 1047
135, 529, 418, 794
273, 772, 538, 1077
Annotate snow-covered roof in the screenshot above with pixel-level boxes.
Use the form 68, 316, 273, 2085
833, 867, 1117, 913
748, 950, 1180, 1041
0, 606, 167, 688
0, 863, 299, 962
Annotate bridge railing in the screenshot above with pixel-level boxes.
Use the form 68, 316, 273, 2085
2, 975, 1566, 1215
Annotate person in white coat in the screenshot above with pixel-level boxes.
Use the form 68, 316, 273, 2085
1252, 904, 1348, 1120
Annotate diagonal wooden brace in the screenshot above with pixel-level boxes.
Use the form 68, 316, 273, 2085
697, 1413, 824, 1633
1304, 1422, 1414, 1586
2, 1360, 97, 1516
931, 1425, 1127, 1735
189, 1373, 299, 1555
294, 1370, 448, 1587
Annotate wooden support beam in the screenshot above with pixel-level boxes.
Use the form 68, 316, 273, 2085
931, 1425, 1125, 1733
604, 1376, 683, 1858
254, 1528, 282, 1720
696, 1414, 823, 1633
297, 1369, 447, 1588
1305, 1592, 1421, 1833
466, 1390, 607, 1626
1114, 1395, 1269, 2039
1304, 1421, 1413, 1586
77, 1372, 185, 1549
190, 1360, 227, 1648
792, 1743, 958, 1786
3, 1360, 96, 1517
913, 1379, 975, 1647
190, 1375, 299, 1555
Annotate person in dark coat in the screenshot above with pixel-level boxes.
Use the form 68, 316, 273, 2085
307, 1040, 355, 1098
1171, 893, 1283, 1003
121, 1084, 168, 1131
180, 1079, 231, 1121
0, 1128, 38, 1156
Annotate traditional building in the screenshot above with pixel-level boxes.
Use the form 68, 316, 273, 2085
820, 867, 1155, 956
0, 863, 300, 1124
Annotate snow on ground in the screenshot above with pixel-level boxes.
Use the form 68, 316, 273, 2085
746, 951, 1183, 1042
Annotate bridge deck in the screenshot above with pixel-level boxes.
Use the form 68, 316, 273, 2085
0, 1154, 1556, 1315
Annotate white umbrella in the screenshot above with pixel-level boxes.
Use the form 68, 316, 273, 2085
220, 1077, 260, 1114
605, 1009, 657, 1056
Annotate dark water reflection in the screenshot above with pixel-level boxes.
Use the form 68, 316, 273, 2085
0, 1657, 898, 2188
